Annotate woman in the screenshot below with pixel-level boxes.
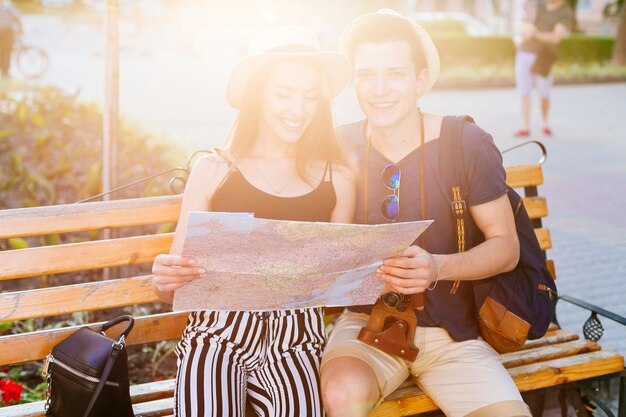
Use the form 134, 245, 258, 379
151, 26, 355, 417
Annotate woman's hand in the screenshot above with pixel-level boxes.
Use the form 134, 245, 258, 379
151, 254, 206, 294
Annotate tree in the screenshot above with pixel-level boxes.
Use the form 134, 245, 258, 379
614, 1, 626, 65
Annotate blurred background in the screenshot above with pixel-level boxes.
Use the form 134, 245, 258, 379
3, 0, 625, 155
0, 1, 625, 410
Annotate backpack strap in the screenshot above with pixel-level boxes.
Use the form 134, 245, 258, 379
439, 115, 475, 294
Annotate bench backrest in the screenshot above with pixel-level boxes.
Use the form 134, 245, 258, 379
0, 163, 552, 367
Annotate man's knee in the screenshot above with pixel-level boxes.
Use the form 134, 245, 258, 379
321, 357, 379, 416
465, 400, 531, 417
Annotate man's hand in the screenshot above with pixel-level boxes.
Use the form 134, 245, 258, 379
377, 245, 438, 294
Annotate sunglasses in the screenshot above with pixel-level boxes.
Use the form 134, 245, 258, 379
381, 164, 400, 221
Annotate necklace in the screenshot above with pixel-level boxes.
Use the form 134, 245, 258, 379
251, 158, 295, 195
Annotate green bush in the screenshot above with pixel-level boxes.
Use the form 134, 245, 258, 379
0, 86, 185, 210
432, 35, 515, 67
0, 86, 187, 390
558, 35, 615, 63
431, 35, 615, 67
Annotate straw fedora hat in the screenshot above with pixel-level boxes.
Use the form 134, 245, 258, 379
226, 26, 351, 109
338, 9, 441, 95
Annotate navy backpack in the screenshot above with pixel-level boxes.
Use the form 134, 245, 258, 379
440, 116, 557, 353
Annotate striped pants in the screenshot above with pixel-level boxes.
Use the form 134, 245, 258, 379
174, 308, 326, 417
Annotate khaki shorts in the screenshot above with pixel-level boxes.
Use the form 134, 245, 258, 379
321, 310, 531, 417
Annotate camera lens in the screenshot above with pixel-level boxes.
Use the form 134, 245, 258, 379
382, 292, 403, 308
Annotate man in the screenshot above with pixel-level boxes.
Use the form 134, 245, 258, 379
0, 0, 21, 78
320, 10, 531, 417
515, 0, 574, 137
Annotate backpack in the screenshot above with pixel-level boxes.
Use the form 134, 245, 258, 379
440, 116, 557, 353
43, 315, 135, 417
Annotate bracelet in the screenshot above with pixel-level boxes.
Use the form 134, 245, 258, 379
427, 254, 440, 291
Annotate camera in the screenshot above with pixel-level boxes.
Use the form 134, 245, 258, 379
381, 292, 410, 308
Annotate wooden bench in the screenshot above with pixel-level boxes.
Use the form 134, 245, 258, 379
0, 161, 624, 417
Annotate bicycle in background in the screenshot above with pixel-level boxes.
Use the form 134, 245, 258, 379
12, 36, 49, 79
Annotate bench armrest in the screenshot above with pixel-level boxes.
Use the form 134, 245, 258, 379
556, 295, 626, 342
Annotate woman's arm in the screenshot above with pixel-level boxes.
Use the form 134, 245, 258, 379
329, 164, 356, 224
152, 155, 231, 304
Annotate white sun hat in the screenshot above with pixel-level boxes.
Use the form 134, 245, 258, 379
226, 25, 351, 109
338, 9, 441, 95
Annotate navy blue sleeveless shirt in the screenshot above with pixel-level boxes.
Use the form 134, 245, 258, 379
340, 117, 507, 342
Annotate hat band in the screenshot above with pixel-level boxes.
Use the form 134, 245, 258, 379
266, 44, 319, 54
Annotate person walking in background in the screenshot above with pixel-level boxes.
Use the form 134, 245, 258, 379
151, 25, 355, 417
320, 10, 530, 417
0, 0, 21, 78
514, 0, 574, 137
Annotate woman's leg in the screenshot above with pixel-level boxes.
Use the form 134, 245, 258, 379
174, 311, 263, 417
249, 308, 326, 417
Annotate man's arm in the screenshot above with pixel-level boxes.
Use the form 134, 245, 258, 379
378, 194, 519, 294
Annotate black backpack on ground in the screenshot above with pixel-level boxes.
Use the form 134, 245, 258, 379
440, 116, 557, 353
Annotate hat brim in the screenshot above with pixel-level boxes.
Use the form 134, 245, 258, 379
226, 52, 351, 109
338, 11, 441, 95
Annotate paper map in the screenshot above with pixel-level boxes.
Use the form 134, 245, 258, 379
172, 212, 431, 311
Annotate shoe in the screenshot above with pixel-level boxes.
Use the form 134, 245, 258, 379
514, 129, 530, 138
542, 127, 552, 136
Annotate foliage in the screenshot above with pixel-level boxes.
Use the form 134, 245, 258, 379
0, 86, 184, 210
437, 61, 626, 88
0, 378, 23, 406
559, 35, 615, 63
432, 35, 615, 68
0, 366, 47, 407
0, 86, 187, 399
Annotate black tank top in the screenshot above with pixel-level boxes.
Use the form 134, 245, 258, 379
212, 164, 337, 222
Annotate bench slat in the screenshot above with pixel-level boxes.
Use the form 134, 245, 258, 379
0, 276, 159, 322
133, 398, 175, 417
505, 164, 543, 188
0, 401, 42, 417
535, 228, 551, 251
0, 228, 548, 281
547, 259, 556, 280
3, 345, 622, 417
522, 196, 547, 220
0, 195, 181, 239
510, 350, 625, 392
130, 379, 176, 403
0, 234, 172, 280
370, 350, 624, 416
518, 328, 579, 350
0, 312, 188, 365
500, 340, 600, 368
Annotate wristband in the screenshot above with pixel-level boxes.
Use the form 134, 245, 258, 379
427, 254, 440, 291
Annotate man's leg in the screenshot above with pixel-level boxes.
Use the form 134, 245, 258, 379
536, 72, 554, 134
321, 311, 409, 417
411, 327, 531, 417
540, 98, 550, 129
321, 357, 379, 417
521, 96, 531, 132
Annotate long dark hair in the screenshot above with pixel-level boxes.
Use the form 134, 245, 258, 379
225, 57, 343, 185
